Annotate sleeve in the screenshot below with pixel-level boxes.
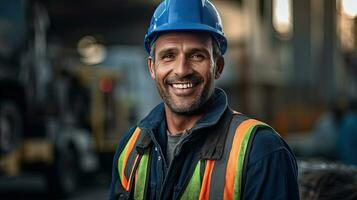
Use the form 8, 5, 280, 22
242, 129, 300, 200
108, 126, 136, 200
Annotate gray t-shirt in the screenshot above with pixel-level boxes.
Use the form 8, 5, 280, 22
166, 130, 184, 166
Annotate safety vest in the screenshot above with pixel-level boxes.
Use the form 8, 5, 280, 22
117, 116, 269, 200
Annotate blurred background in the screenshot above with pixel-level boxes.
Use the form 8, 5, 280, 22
0, 0, 356, 199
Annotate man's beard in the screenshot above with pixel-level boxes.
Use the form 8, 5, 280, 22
156, 73, 215, 115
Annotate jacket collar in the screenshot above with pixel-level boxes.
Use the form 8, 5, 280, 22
136, 88, 232, 160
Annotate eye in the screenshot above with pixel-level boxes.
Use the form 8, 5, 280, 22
161, 53, 175, 61
190, 53, 205, 61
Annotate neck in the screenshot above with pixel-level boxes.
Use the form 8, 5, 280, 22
165, 106, 203, 136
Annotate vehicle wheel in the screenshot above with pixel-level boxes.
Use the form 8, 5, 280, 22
0, 100, 22, 155
47, 146, 79, 198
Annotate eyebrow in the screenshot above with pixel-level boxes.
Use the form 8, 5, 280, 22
157, 47, 211, 58
186, 48, 210, 57
157, 48, 178, 58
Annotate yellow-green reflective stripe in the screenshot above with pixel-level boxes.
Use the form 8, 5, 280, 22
180, 161, 201, 200
118, 139, 130, 185
233, 123, 266, 199
117, 128, 141, 190
134, 150, 150, 200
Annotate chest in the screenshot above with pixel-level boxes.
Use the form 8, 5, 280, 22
116, 115, 265, 200
147, 139, 202, 200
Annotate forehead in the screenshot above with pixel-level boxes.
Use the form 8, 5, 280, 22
154, 31, 212, 52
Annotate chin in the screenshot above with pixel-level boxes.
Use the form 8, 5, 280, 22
168, 100, 205, 115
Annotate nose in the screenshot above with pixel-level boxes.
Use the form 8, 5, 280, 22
174, 55, 192, 77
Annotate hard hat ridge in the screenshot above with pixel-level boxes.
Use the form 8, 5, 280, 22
167, 0, 202, 23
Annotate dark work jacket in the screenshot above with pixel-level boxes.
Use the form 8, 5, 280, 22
109, 88, 300, 200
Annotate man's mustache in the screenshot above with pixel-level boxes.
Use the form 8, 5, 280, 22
165, 74, 203, 85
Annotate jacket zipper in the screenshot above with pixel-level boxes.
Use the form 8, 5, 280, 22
159, 129, 194, 199
144, 128, 198, 199
145, 129, 168, 168
144, 128, 168, 198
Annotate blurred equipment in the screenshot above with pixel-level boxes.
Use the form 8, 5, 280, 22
298, 160, 357, 200
286, 99, 348, 160
338, 99, 357, 166
0, 0, 130, 197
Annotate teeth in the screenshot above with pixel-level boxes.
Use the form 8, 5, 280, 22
172, 83, 193, 89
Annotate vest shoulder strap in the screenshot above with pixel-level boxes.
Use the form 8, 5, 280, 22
117, 117, 272, 200
117, 127, 150, 199
181, 116, 270, 200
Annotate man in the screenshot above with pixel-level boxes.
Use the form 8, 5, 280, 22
109, 0, 299, 199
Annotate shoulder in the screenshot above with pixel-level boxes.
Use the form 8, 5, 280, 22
242, 127, 300, 199
229, 114, 297, 169
109, 126, 138, 198
246, 127, 298, 174
113, 126, 138, 157
229, 114, 295, 165
248, 127, 295, 165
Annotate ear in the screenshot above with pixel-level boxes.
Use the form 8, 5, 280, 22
148, 57, 156, 80
214, 56, 224, 79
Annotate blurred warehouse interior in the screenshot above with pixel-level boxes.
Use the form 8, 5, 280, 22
28, 0, 357, 132
0, 0, 357, 198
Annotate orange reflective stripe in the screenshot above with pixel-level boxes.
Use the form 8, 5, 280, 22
224, 119, 258, 200
121, 128, 141, 190
199, 160, 215, 200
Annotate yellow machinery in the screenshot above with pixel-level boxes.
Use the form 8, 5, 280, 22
74, 65, 132, 153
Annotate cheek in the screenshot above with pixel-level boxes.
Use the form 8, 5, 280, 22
203, 65, 215, 80
154, 67, 168, 84
155, 63, 174, 78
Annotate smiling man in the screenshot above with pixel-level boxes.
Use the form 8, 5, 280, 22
109, 0, 299, 199
149, 31, 224, 134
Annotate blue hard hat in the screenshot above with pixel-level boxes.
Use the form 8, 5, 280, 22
144, 0, 228, 55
